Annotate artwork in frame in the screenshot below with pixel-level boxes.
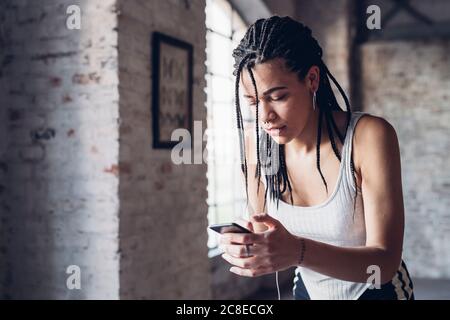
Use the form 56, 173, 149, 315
152, 31, 193, 149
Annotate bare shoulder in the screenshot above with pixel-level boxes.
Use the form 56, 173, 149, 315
354, 114, 398, 145
353, 113, 400, 172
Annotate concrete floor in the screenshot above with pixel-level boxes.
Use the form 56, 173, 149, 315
412, 278, 450, 300
247, 278, 450, 300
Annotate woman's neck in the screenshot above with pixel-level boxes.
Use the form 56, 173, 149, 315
286, 109, 330, 156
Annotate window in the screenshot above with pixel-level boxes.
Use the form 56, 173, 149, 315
205, 0, 252, 251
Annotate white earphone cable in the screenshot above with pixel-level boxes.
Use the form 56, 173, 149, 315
275, 271, 281, 300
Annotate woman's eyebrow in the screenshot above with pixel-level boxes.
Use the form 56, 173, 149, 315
243, 86, 288, 98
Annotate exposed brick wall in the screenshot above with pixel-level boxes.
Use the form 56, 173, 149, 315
0, 0, 121, 298
117, 0, 211, 299
361, 40, 450, 278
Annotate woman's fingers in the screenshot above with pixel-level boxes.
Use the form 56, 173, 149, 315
221, 253, 256, 269
220, 244, 248, 258
221, 243, 261, 258
220, 232, 263, 245
229, 266, 273, 277
234, 218, 254, 232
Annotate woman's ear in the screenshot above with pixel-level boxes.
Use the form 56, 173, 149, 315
306, 65, 320, 92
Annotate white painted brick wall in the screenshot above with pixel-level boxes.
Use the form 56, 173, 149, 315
0, 0, 121, 299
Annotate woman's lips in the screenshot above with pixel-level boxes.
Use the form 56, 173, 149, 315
264, 125, 287, 136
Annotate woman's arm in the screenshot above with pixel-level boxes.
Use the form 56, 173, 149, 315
222, 116, 405, 284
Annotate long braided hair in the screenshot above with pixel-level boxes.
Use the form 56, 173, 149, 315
232, 16, 360, 214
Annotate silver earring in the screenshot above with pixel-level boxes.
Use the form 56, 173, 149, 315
313, 91, 317, 111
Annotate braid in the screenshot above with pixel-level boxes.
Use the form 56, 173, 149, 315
234, 57, 251, 207
325, 109, 342, 161
280, 145, 294, 205
323, 63, 352, 137
246, 66, 262, 194
350, 147, 360, 220
316, 108, 328, 195
232, 16, 357, 214
329, 111, 345, 144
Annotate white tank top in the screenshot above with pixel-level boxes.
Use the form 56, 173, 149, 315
262, 111, 373, 299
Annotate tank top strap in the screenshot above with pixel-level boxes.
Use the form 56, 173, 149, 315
342, 111, 369, 193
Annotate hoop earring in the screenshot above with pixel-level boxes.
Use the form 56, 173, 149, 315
313, 91, 317, 111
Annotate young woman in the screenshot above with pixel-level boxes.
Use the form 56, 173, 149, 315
219, 16, 414, 300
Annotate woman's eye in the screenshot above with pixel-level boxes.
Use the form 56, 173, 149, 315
247, 94, 287, 106
272, 94, 288, 101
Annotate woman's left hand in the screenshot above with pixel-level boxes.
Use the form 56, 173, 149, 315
219, 213, 302, 277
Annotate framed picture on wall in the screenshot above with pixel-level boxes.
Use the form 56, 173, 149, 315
152, 31, 193, 149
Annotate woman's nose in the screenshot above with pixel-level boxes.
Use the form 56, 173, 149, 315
259, 101, 276, 123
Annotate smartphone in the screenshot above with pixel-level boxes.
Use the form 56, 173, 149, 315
209, 222, 252, 234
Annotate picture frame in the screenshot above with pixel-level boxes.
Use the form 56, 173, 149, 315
152, 31, 193, 149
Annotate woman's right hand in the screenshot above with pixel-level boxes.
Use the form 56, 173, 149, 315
234, 218, 254, 232
249, 215, 269, 233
